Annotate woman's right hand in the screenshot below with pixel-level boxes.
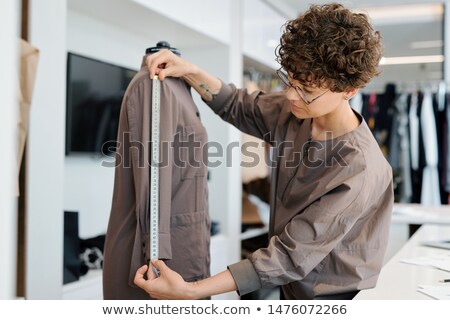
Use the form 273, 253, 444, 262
146, 49, 198, 80
147, 49, 222, 101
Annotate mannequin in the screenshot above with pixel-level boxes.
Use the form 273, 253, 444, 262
103, 42, 211, 299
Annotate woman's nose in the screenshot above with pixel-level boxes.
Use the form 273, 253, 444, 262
285, 86, 300, 101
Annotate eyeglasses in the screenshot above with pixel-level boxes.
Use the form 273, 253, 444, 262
276, 68, 328, 105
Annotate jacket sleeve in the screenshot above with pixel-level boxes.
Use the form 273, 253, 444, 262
104, 96, 142, 289
126, 79, 175, 267
206, 82, 290, 144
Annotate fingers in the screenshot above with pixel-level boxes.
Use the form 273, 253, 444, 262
146, 50, 174, 79
134, 264, 148, 289
151, 259, 170, 273
147, 263, 158, 281
134, 260, 188, 300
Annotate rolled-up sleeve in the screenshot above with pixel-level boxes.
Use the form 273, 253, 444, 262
227, 259, 261, 296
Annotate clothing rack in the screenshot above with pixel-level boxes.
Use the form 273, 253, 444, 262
361, 80, 448, 95
354, 81, 450, 206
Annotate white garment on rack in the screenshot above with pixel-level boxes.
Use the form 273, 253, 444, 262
350, 92, 363, 114
397, 93, 412, 202
420, 90, 441, 205
409, 92, 419, 170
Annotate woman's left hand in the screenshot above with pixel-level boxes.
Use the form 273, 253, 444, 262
134, 260, 195, 300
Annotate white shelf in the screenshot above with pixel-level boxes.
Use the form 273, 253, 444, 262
240, 225, 269, 240
63, 269, 102, 300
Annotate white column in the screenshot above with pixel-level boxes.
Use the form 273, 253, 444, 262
226, 0, 243, 292
230, 0, 244, 88
0, 0, 20, 300
26, 0, 67, 299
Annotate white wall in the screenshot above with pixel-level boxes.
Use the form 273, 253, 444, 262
243, 0, 285, 70
64, 156, 114, 238
65, 10, 151, 238
133, 0, 231, 46
0, 0, 19, 300
66, 9, 147, 71
27, 0, 67, 299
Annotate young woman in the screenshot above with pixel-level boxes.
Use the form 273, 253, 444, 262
134, 3, 393, 300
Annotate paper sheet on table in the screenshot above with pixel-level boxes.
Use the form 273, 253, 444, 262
417, 285, 450, 300
400, 253, 450, 272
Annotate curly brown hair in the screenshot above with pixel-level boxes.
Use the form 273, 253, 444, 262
277, 3, 382, 92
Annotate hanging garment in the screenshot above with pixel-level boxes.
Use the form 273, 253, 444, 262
103, 55, 211, 299
434, 92, 448, 203
389, 93, 412, 202
420, 90, 441, 205
446, 94, 450, 196
409, 92, 420, 171
367, 92, 377, 130
375, 83, 396, 152
409, 91, 426, 203
16, 39, 39, 196
388, 98, 401, 200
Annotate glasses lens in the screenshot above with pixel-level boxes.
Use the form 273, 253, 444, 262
277, 69, 314, 104
277, 69, 290, 87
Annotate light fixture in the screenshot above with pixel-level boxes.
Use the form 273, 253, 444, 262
355, 4, 443, 24
379, 55, 444, 65
410, 40, 443, 49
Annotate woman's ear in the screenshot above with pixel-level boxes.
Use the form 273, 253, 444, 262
344, 88, 359, 100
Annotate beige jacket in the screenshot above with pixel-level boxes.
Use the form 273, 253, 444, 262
209, 83, 394, 299
17, 39, 39, 196
103, 56, 210, 299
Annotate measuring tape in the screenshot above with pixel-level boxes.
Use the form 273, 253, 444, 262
150, 75, 160, 275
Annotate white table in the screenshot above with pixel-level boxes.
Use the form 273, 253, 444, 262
355, 224, 450, 299
392, 204, 450, 225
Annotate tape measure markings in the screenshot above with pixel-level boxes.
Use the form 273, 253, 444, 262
150, 76, 160, 268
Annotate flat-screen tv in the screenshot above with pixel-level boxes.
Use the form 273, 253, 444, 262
66, 53, 137, 155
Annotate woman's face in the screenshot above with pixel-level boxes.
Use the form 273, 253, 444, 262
284, 77, 348, 119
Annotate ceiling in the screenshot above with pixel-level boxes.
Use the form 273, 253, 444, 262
68, 0, 445, 91
263, 0, 445, 91
68, 0, 227, 50
266, 0, 443, 16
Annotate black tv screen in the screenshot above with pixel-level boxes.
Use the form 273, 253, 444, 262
66, 53, 137, 155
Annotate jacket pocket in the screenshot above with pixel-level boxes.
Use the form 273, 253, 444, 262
174, 125, 207, 180
167, 211, 211, 280
171, 125, 208, 214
